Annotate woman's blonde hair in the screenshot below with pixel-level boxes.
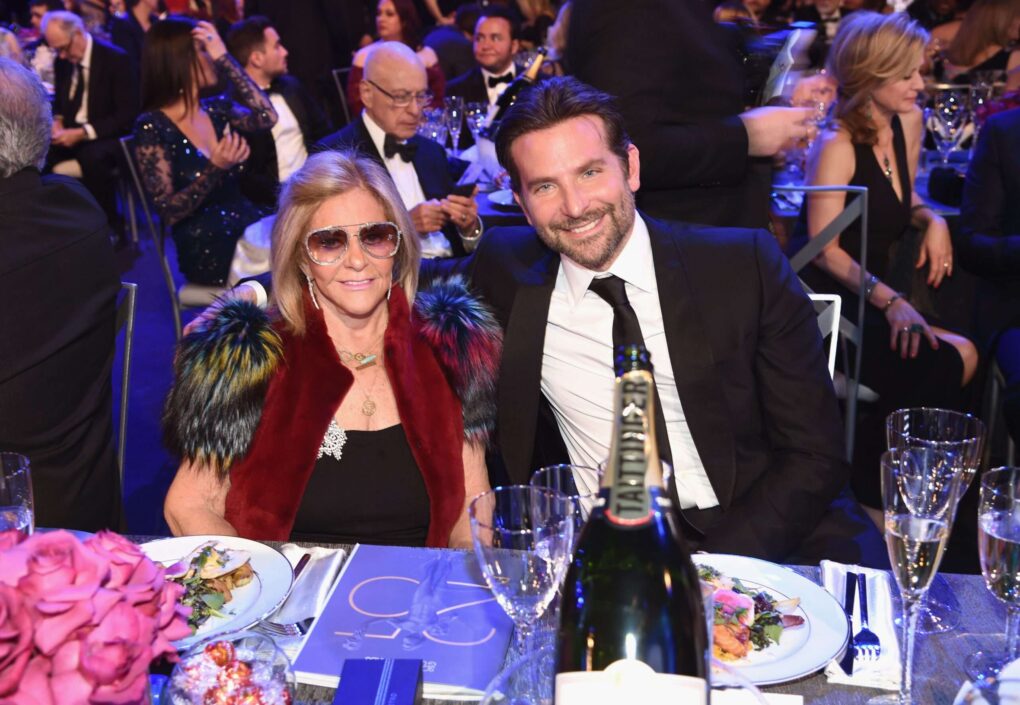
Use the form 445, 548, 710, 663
270, 150, 421, 335
944, 0, 1020, 68
827, 12, 929, 145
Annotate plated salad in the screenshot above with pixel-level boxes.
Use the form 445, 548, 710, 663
166, 541, 255, 633
699, 565, 805, 660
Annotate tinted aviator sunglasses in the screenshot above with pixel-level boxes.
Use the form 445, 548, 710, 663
305, 221, 402, 265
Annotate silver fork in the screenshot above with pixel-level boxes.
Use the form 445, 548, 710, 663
853, 572, 882, 661
256, 616, 314, 638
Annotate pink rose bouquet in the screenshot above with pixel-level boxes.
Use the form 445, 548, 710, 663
0, 530, 192, 705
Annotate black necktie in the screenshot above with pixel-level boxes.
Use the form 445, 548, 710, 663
588, 275, 674, 467
68, 63, 85, 122
383, 133, 418, 162
487, 72, 513, 88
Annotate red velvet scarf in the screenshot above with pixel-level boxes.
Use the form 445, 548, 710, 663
223, 289, 466, 547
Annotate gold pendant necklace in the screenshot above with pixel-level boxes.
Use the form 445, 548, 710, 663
336, 332, 385, 371
356, 366, 383, 417
882, 152, 894, 181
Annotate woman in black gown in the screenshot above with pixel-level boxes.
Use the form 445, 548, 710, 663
133, 18, 276, 286
791, 11, 979, 511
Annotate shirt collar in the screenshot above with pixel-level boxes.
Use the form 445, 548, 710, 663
80, 32, 93, 70
362, 109, 398, 160
480, 64, 515, 82
559, 212, 654, 309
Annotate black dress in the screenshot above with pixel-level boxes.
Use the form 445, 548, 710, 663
790, 115, 968, 508
133, 55, 275, 286
290, 423, 431, 546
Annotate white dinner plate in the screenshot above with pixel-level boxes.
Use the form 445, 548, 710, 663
487, 189, 516, 207
695, 553, 849, 686
140, 535, 293, 650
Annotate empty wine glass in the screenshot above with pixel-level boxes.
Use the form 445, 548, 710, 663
444, 96, 464, 156
469, 486, 574, 667
966, 467, 1020, 683
886, 408, 986, 634
932, 89, 970, 166
417, 108, 449, 149
530, 465, 601, 541
870, 448, 963, 705
0, 453, 33, 542
464, 102, 488, 145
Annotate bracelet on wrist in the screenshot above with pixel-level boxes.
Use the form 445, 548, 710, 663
883, 293, 902, 312
863, 273, 880, 301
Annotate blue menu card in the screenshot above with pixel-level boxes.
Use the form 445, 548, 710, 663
293, 545, 514, 697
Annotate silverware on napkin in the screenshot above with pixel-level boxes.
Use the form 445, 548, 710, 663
852, 572, 882, 661
838, 571, 858, 676
255, 553, 313, 638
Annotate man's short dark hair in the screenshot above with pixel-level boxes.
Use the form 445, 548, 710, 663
475, 5, 520, 41
225, 15, 273, 68
29, 0, 62, 10
494, 77, 632, 192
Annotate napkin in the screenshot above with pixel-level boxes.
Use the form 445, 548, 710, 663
954, 657, 1020, 704
271, 544, 347, 658
820, 560, 901, 690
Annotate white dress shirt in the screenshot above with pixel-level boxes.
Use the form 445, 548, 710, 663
541, 214, 720, 510
362, 110, 452, 258
69, 33, 96, 140
481, 64, 515, 109
267, 91, 308, 184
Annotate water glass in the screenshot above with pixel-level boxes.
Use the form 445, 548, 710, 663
932, 89, 970, 166
870, 449, 962, 705
530, 464, 601, 538
418, 108, 449, 149
0, 453, 33, 542
469, 486, 574, 663
966, 468, 1020, 682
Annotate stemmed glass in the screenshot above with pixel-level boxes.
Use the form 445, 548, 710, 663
932, 89, 970, 166
966, 467, 1020, 682
871, 448, 964, 705
886, 408, 986, 634
444, 96, 464, 157
469, 486, 574, 668
417, 108, 449, 149
0, 453, 34, 542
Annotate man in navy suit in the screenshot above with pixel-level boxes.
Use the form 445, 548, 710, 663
314, 42, 481, 258
960, 107, 1020, 447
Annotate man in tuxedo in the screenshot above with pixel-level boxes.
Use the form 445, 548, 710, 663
314, 42, 482, 259
0, 57, 121, 531
567, 0, 811, 229
448, 77, 883, 564
226, 16, 332, 208
42, 10, 138, 236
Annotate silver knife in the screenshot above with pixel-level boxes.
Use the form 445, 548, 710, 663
838, 571, 858, 676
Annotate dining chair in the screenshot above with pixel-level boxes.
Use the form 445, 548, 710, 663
984, 359, 1018, 467
115, 282, 137, 490
775, 183, 869, 462
331, 67, 353, 126
808, 293, 841, 380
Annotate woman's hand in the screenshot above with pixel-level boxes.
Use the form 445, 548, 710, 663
209, 130, 250, 170
192, 20, 227, 61
885, 297, 939, 359
915, 213, 953, 287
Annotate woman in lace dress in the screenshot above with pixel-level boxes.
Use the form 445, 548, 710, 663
133, 18, 276, 286
162, 151, 499, 548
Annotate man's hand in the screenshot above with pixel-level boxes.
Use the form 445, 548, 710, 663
740, 106, 813, 157
441, 188, 479, 234
410, 199, 448, 234
51, 127, 87, 148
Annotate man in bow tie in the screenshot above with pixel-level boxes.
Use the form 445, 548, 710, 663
315, 42, 481, 258
447, 5, 524, 150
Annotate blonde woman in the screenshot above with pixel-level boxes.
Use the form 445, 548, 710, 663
791, 11, 978, 511
163, 151, 499, 548
940, 0, 1020, 89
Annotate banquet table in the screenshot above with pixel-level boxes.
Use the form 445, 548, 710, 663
133, 536, 1003, 705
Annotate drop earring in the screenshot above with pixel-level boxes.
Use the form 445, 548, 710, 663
306, 273, 320, 310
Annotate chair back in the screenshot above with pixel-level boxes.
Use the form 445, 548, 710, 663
332, 67, 353, 126
808, 293, 841, 379
115, 282, 137, 489
776, 183, 868, 462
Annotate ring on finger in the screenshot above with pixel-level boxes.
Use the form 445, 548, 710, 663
900, 325, 911, 334
909, 323, 924, 333
943, 262, 951, 269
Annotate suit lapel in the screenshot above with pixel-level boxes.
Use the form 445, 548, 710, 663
647, 216, 737, 508
410, 137, 447, 200
353, 116, 386, 166
498, 249, 560, 484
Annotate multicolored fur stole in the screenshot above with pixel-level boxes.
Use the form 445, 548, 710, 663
162, 276, 502, 473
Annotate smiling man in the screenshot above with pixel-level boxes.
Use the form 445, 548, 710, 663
442, 76, 885, 566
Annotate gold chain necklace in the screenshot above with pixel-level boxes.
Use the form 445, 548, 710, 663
336, 331, 385, 371
354, 366, 383, 416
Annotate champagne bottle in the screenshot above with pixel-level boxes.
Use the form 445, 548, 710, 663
480, 47, 547, 138
555, 345, 709, 684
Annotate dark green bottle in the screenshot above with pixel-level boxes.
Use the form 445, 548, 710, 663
555, 345, 709, 683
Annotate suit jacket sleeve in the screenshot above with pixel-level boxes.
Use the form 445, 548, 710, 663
90, 43, 139, 140
959, 112, 1020, 278
566, 0, 749, 189
700, 231, 849, 559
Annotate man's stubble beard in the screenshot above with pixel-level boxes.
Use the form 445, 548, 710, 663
534, 187, 637, 271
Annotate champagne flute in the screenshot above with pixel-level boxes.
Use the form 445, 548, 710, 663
871, 448, 963, 705
966, 467, 1020, 682
444, 96, 464, 157
886, 408, 986, 634
0, 453, 33, 542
